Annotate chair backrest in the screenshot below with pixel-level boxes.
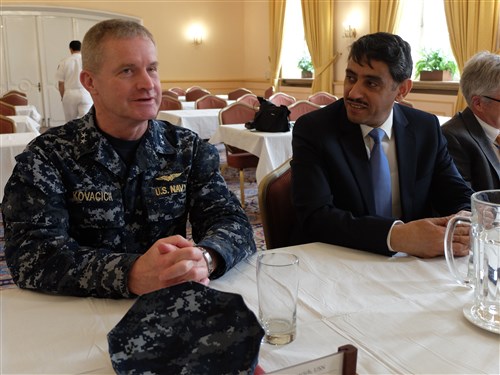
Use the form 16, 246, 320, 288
185, 88, 211, 102
169, 87, 186, 96
308, 91, 338, 105
288, 100, 321, 121
258, 159, 294, 249
159, 95, 182, 111
3, 90, 27, 98
236, 93, 259, 109
162, 89, 179, 99
0, 115, 16, 133
186, 85, 204, 93
264, 86, 274, 99
0, 100, 16, 116
1, 93, 28, 106
218, 101, 257, 125
227, 88, 252, 100
195, 94, 227, 109
269, 92, 296, 107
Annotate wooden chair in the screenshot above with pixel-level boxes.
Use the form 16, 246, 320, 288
269, 92, 296, 107
227, 88, 252, 100
195, 94, 227, 109
186, 86, 204, 93
1, 93, 28, 106
0, 100, 16, 116
3, 90, 27, 97
258, 159, 294, 249
308, 91, 338, 105
236, 93, 259, 109
219, 102, 259, 207
288, 100, 321, 121
0, 115, 16, 133
169, 87, 186, 96
159, 95, 182, 111
185, 88, 211, 102
264, 86, 274, 99
162, 89, 179, 99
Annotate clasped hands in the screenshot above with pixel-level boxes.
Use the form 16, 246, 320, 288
390, 212, 470, 258
128, 235, 214, 296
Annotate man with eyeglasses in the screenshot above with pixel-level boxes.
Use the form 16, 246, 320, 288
442, 51, 500, 191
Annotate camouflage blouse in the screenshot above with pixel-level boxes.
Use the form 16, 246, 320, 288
2, 110, 256, 298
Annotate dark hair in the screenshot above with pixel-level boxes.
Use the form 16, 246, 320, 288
69, 40, 81, 51
348, 32, 413, 83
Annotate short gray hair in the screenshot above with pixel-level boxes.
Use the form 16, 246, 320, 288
82, 19, 155, 72
460, 51, 500, 107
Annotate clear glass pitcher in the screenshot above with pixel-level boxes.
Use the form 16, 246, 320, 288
445, 190, 500, 333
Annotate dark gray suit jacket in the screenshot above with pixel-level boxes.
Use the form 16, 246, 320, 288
442, 107, 500, 191
291, 99, 473, 255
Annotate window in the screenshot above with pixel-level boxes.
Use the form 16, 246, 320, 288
396, 0, 458, 80
281, 0, 311, 79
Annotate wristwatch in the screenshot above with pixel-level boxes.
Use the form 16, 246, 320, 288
198, 246, 215, 276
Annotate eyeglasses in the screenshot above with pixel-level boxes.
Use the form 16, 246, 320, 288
482, 95, 500, 103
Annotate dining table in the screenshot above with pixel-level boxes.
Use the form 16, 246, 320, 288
0, 132, 38, 201
14, 104, 42, 123
157, 108, 221, 140
7, 115, 41, 134
1, 242, 497, 374
209, 124, 293, 185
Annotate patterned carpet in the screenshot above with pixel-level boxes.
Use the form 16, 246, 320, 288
0, 143, 265, 290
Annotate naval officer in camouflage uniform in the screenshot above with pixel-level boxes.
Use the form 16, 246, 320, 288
2, 19, 256, 299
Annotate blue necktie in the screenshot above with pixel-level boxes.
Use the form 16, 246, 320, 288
369, 128, 392, 217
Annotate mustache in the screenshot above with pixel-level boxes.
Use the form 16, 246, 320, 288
345, 98, 368, 106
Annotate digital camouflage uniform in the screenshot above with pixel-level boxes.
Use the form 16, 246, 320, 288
2, 109, 256, 298
107, 282, 264, 374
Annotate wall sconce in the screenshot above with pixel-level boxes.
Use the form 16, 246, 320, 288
343, 24, 357, 39
188, 24, 204, 45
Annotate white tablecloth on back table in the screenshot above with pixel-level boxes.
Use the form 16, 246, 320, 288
157, 109, 221, 139
14, 104, 42, 123
1, 242, 498, 374
0, 132, 37, 201
209, 124, 292, 185
7, 115, 41, 134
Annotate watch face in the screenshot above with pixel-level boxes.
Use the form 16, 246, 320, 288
201, 248, 214, 274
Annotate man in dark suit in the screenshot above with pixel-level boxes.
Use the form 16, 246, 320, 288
291, 32, 473, 258
442, 51, 500, 191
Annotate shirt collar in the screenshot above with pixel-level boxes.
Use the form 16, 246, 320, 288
360, 108, 394, 140
473, 113, 500, 143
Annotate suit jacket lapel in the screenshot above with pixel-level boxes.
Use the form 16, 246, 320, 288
461, 108, 500, 180
393, 106, 416, 219
338, 115, 376, 214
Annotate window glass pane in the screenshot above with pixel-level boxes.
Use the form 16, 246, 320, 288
397, 0, 458, 80
281, 0, 310, 78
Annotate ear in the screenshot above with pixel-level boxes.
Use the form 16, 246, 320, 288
470, 95, 484, 113
80, 70, 97, 95
396, 79, 413, 101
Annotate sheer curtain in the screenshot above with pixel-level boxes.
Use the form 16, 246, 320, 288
445, 1, 500, 112
370, 0, 402, 33
269, 0, 287, 91
301, 0, 337, 93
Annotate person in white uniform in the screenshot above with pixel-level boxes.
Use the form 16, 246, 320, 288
55, 40, 93, 121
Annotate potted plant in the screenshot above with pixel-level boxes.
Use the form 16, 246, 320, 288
298, 56, 314, 78
414, 49, 457, 81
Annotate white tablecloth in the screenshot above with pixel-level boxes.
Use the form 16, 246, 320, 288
2, 242, 497, 374
15, 104, 42, 123
7, 115, 41, 134
157, 109, 221, 140
0, 132, 38, 201
209, 124, 293, 185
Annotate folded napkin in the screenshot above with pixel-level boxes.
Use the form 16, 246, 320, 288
107, 282, 264, 374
